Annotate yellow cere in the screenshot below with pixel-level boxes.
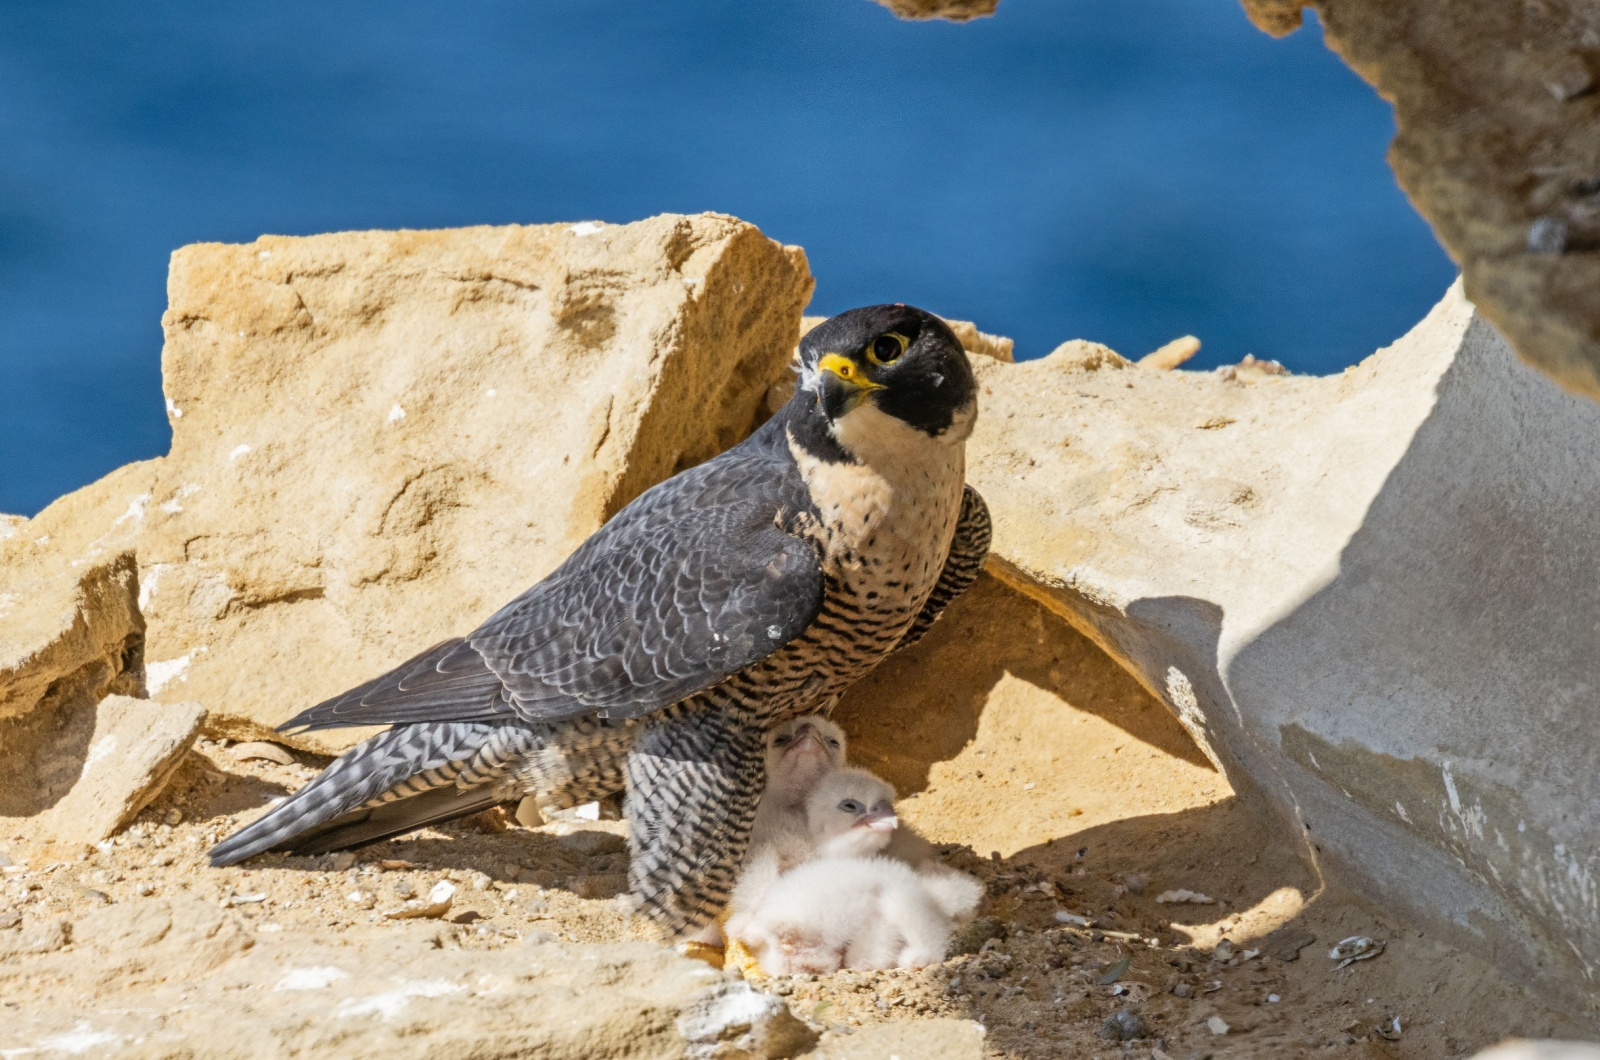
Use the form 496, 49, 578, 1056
818, 353, 884, 389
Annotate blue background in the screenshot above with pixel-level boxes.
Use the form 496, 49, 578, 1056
0, 0, 1454, 516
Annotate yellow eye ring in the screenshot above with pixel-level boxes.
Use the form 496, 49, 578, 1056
867, 332, 909, 365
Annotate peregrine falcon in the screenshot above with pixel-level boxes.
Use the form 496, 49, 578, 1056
209, 303, 991, 937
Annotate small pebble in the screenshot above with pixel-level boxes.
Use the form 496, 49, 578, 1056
1207, 1015, 1231, 1036
1171, 982, 1194, 999
1098, 1007, 1147, 1041
1545, 52, 1595, 101
1529, 216, 1569, 254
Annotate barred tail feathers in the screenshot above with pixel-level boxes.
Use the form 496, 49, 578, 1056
208, 720, 505, 866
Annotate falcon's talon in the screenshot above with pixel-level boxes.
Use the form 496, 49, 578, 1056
675, 940, 727, 970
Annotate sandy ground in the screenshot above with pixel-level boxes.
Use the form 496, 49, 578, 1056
1, 574, 1589, 1057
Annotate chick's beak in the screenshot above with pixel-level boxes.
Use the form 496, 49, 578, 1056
862, 809, 899, 833
786, 724, 827, 759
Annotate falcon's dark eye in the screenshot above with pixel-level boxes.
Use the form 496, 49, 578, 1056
868, 332, 909, 365
839, 799, 864, 814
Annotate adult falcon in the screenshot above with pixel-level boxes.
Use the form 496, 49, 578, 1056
210, 304, 991, 937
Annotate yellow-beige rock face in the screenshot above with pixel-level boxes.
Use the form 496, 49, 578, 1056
0, 917, 818, 1060
966, 280, 1600, 1018
134, 215, 812, 751
0, 461, 160, 727
29, 695, 207, 846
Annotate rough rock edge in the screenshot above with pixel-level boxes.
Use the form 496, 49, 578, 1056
1237, 0, 1600, 401
967, 281, 1600, 1022
872, 0, 998, 21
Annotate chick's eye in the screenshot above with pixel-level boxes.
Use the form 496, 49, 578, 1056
869, 332, 909, 364
840, 799, 864, 814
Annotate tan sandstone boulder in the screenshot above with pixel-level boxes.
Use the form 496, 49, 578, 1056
132, 214, 812, 751
30, 695, 207, 846
966, 279, 1600, 1018
0, 461, 165, 829
0, 914, 816, 1060
0, 460, 160, 725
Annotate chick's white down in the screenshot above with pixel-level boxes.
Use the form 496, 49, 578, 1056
750, 714, 849, 868
728, 765, 982, 974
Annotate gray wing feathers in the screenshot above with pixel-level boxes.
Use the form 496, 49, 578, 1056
472, 456, 824, 721
276, 428, 824, 734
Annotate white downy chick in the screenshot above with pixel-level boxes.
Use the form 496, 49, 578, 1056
803, 765, 980, 922
805, 766, 900, 860
715, 716, 848, 951
747, 715, 848, 869
729, 768, 981, 974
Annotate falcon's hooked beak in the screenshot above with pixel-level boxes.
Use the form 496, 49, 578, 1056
816, 353, 884, 421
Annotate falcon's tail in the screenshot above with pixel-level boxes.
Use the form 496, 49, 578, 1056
209, 720, 505, 866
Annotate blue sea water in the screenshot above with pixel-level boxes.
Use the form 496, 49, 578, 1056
0, 0, 1454, 516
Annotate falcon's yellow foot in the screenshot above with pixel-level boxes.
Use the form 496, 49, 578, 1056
676, 940, 726, 970
725, 935, 765, 980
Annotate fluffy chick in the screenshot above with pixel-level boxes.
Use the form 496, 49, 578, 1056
728, 767, 982, 974
748, 715, 849, 869
686, 715, 847, 957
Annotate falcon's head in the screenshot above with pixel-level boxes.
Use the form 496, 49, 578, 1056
796, 304, 977, 446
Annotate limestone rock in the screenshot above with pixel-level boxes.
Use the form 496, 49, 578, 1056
1235, 0, 1600, 401
0, 460, 158, 727
812, 1018, 985, 1059
1472, 1044, 1600, 1060
30, 695, 206, 845
0, 918, 816, 1060
1139, 335, 1200, 370
134, 214, 812, 751
872, 0, 998, 20
940, 319, 1014, 363
967, 280, 1600, 1017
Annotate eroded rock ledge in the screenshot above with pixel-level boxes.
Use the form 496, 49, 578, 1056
966, 281, 1600, 1019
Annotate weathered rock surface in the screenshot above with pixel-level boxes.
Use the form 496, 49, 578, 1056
1235, 0, 1600, 402
966, 280, 1600, 1015
870, 0, 997, 21
809, 1018, 985, 1059
0, 460, 157, 727
132, 214, 811, 751
0, 462, 165, 828
1473, 1044, 1600, 1060
0, 902, 816, 1060
29, 695, 207, 845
